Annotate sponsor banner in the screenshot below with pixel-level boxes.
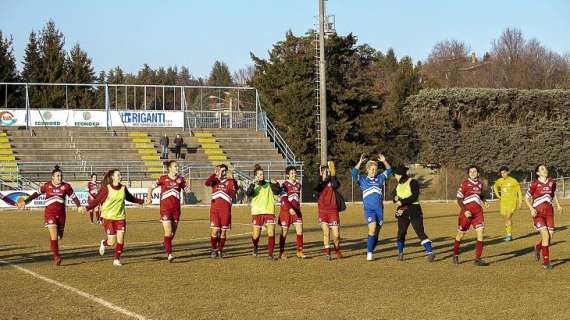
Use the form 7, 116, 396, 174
0, 190, 90, 208
0, 188, 179, 208
110, 111, 184, 128
0, 110, 27, 127
72, 110, 107, 127
30, 109, 70, 127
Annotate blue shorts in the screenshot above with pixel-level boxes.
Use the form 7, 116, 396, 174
364, 207, 384, 226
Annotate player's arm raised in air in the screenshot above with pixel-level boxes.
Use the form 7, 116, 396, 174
377, 153, 392, 177
352, 154, 367, 181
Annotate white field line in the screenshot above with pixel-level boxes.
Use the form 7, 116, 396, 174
0, 259, 149, 320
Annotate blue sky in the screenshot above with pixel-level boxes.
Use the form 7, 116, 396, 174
1, 0, 569, 79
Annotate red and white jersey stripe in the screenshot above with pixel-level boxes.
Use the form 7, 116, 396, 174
153, 175, 186, 214
526, 178, 556, 208
205, 174, 238, 210
37, 181, 79, 216
457, 178, 484, 207
280, 180, 301, 209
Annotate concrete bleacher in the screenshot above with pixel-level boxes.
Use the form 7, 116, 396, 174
0, 126, 287, 202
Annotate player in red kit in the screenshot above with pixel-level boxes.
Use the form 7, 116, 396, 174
278, 166, 306, 259
147, 160, 190, 262
19, 166, 85, 266
452, 165, 489, 266
315, 162, 343, 261
525, 164, 563, 270
205, 164, 238, 259
87, 173, 101, 224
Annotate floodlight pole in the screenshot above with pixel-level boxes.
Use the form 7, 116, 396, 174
318, 0, 328, 166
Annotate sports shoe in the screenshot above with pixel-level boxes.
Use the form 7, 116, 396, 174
324, 254, 332, 261
99, 240, 106, 256
296, 251, 307, 259
167, 254, 175, 263
474, 258, 489, 266
113, 259, 122, 267
267, 255, 276, 261
252, 247, 259, 257
335, 251, 343, 260
453, 255, 460, 265
543, 263, 553, 270
427, 253, 436, 263
534, 246, 541, 262
54, 255, 62, 266
398, 253, 404, 261
366, 252, 374, 261
504, 235, 513, 241
279, 252, 288, 260
217, 251, 224, 259
210, 250, 218, 259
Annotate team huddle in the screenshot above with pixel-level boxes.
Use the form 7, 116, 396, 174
1, 156, 563, 270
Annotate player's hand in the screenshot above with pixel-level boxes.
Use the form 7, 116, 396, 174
394, 196, 399, 202
464, 210, 472, 218
378, 153, 386, 162
359, 153, 367, 164
395, 201, 402, 207
530, 208, 538, 217
289, 208, 296, 216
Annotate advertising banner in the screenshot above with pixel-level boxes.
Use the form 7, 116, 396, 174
110, 111, 184, 128
0, 109, 28, 127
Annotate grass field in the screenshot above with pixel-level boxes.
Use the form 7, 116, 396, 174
1, 201, 569, 320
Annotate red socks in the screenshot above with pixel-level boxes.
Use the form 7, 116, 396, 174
296, 235, 303, 251
475, 240, 484, 259
102, 239, 109, 246
219, 237, 226, 253
114, 243, 124, 259
268, 236, 275, 256
453, 240, 460, 256
211, 236, 218, 250
279, 235, 286, 253
323, 246, 331, 256
252, 237, 259, 250
164, 236, 172, 255
542, 246, 550, 264
49, 239, 59, 258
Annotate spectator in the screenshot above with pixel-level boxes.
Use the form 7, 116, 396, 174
160, 133, 170, 159
174, 134, 184, 159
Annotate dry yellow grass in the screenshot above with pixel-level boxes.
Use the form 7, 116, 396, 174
1, 201, 569, 320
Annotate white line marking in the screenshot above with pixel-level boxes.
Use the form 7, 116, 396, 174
0, 259, 149, 320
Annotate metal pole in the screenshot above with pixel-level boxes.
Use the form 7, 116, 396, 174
125, 85, 128, 109
134, 86, 137, 110
144, 86, 147, 110
162, 86, 165, 110
25, 84, 30, 131
65, 85, 68, 109
255, 90, 259, 131
105, 83, 109, 130
318, 0, 328, 166
4, 84, 7, 109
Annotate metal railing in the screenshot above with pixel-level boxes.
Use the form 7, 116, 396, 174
1, 82, 300, 167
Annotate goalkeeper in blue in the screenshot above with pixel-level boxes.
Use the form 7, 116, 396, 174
352, 153, 392, 261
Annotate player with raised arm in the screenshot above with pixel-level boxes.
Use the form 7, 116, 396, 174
278, 166, 306, 260
315, 162, 343, 261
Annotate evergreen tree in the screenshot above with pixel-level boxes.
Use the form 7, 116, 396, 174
38, 20, 67, 107
0, 31, 20, 108
65, 43, 95, 108
208, 61, 233, 86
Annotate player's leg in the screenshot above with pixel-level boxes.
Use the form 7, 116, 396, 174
366, 222, 377, 260
409, 208, 434, 261
217, 212, 231, 258
46, 225, 61, 265
293, 218, 305, 259
251, 224, 261, 257
473, 227, 488, 266
396, 215, 410, 261
331, 225, 342, 259
536, 227, 551, 268
279, 213, 290, 259
95, 206, 101, 224
453, 210, 470, 264
114, 228, 125, 266
210, 226, 220, 258
89, 208, 95, 224
162, 220, 175, 261
320, 223, 331, 260
266, 222, 276, 260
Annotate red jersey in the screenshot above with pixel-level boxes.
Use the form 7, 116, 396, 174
26, 181, 81, 216
87, 181, 99, 199
457, 178, 484, 209
526, 178, 556, 210
152, 175, 186, 214
205, 174, 237, 211
280, 180, 301, 210
316, 179, 338, 215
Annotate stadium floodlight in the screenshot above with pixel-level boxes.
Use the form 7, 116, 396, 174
318, 0, 328, 166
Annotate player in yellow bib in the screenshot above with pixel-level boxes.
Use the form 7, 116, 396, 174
492, 166, 523, 241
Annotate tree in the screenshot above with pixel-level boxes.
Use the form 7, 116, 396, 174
22, 31, 42, 82
208, 61, 233, 86
65, 43, 95, 108
0, 31, 20, 108
233, 65, 255, 86
38, 20, 67, 108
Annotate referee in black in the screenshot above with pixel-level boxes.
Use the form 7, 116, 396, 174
392, 166, 435, 262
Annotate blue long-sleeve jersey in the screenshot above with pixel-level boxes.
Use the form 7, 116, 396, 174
352, 167, 392, 210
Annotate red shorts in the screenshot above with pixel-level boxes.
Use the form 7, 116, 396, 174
210, 208, 231, 230
533, 205, 554, 230
160, 210, 181, 223
103, 219, 127, 235
318, 211, 340, 227
458, 207, 484, 232
252, 214, 276, 228
279, 207, 303, 228
44, 214, 66, 229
